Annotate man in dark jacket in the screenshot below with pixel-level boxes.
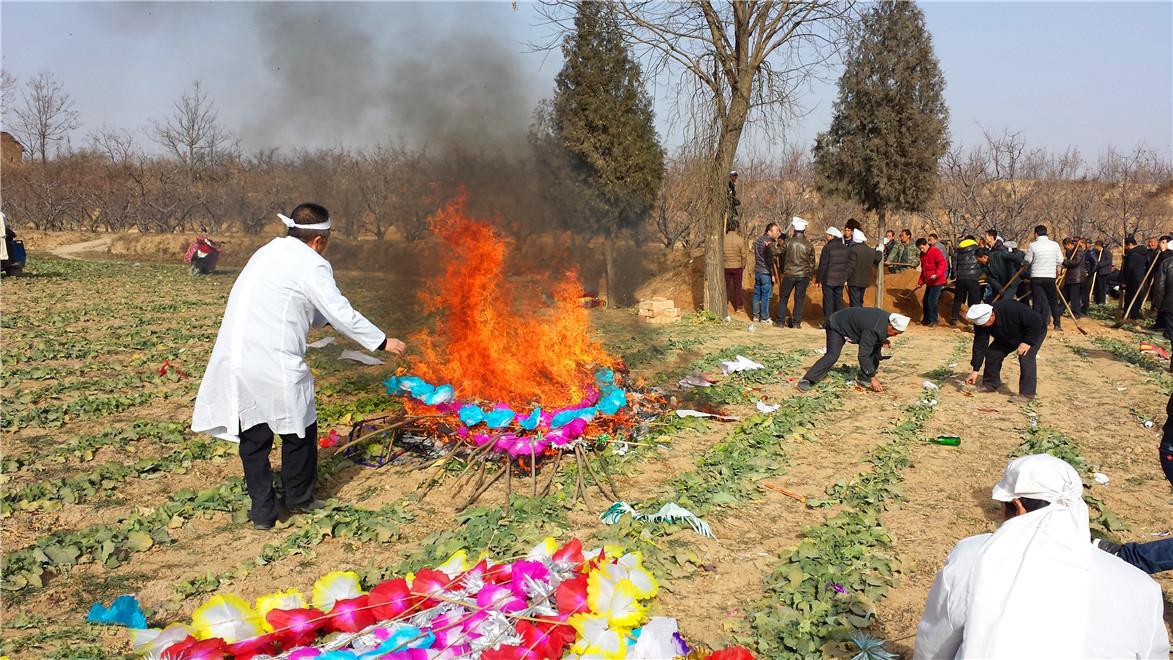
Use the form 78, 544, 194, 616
950, 237, 982, 324
727, 171, 741, 222
977, 246, 1024, 303
1079, 238, 1097, 311
1122, 236, 1150, 319
797, 307, 910, 393
845, 226, 882, 307
963, 301, 1046, 403
1092, 240, 1113, 305
1151, 251, 1173, 369
816, 227, 851, 326
751, 223, 783, 323
1061, 238, 1086, 319
777, 217, 816, 327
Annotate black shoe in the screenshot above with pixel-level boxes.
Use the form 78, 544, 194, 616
977, 385, 997, 393
252, 519, 275, 530
288, 499, 327, 514
1095, 539, 1123, 556
796, 380, 812, 393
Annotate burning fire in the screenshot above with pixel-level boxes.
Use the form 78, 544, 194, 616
411, 194, 613, 407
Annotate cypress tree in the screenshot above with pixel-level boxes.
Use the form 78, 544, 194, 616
812, 0, 949, 305
550, 1, 664, 303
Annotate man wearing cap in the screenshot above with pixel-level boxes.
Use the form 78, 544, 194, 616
963, 300, 1045, 403
816, 226, 851, 326
193, 203, 406, 530
778, 216, 815, 328
914, 454, 1168, 659
949, 236, 982, 324
845, 221, 882, 308
796, 307, 910, 393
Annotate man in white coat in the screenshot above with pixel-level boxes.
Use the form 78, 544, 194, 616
193, 203, 405, 529
914, 454, 1168, 659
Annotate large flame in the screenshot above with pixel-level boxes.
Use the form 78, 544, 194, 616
410, 194, 613, 407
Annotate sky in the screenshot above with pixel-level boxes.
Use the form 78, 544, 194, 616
1, 1, 1170, 162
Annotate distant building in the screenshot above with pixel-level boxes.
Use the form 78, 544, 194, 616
2, 132, 25, 166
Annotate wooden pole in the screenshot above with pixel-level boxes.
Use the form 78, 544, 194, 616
1116, 252, 1161, 327
992, 266, 1028, 303
1088, 247, 1103, 306
1054, 284, 1089, 335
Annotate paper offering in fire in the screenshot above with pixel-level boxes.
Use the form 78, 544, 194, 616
346, 194, 667, 509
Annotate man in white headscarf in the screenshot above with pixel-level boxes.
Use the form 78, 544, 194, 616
914, 454, 1168, 659
796, 307, 909, 393
193, 203, 406, 529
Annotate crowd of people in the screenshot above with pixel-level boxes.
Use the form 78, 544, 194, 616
723, 213, 1173, 347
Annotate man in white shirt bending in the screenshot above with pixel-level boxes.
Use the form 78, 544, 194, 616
1022, 224, 1065, 330
192, 203, 405, 529
913, 454, 1168, 659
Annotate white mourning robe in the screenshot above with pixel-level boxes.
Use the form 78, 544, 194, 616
192, 237, 385, 442
914, 533, 1169, 659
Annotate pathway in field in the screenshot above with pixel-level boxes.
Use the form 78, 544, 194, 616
48, 237, 112, 260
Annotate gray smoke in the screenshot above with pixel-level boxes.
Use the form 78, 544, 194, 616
243, 2, 533, 155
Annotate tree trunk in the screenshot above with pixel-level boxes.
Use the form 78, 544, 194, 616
604, 229, 617, 306
702, 96, 751, 314
875, 207, 887, 307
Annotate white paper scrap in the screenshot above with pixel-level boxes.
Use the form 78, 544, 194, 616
339, 350, 384, 366
308, 336, 337, 349
720, 354, 764, 374
675, 409, 738, 421
756, 401, 780, 413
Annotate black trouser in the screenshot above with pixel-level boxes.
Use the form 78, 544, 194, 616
847, 285, 866, 308
1094, 275, 1109, 305
1161, 431, 1173, 489
981, 332, 1045, 397
950, 279, 980, 322
1080, 280, 1091, 311
1124, 284, 1146, 319
1062, 282, 1082, 318
822, 285, 844, 324
802, 330, 880, 384
777, 277, 809, 326
239, 421, 318, 525
1031, 277, 1062, 327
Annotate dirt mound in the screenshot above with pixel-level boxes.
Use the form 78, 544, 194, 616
635, 252, 942, 317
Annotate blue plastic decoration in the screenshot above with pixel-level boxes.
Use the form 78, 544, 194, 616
86, 594, 148, 629
458, 404, 486, 426
420, 384, 454, 405
598, 389, 628, 415
518, 407, 542, 431
484, 408, 517, 429
383, 376, 401, 395
396, 376, 425, 393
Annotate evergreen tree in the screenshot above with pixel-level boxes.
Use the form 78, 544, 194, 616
812, 0, 949, 305
548, 1, 664, 303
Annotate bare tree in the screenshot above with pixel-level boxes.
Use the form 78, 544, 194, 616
536, 1, 856, 312
151, 81, 234, 176
1096, 145, 1168, 242
1, 66, 17, 130
13, 72, 81, 164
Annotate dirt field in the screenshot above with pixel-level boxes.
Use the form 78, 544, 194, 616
1, 248, 1170, 658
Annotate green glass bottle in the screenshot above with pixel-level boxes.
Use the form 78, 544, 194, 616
931, 435, 961, 446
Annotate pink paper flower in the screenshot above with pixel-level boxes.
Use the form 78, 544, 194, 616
325, 595, 375, 633
476, 582, 526, 613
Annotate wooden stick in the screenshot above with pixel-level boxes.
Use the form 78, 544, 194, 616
1053, 281, 1089, 335
992, 265, 1027, 303
504, 460, 512, 516
333, 416, 424, 455
763, 482, 808, 503
449, 442, 497, 492
1117, 250, 1161, 327
1088, 247, 1103, 306
578, 446, 616, 501
530, 443, 537, 498
595, 448, 621, 501
457, 463, 507, 511
539, 450, 564, 497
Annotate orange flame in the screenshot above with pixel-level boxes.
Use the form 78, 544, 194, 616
410, 194, 613, 407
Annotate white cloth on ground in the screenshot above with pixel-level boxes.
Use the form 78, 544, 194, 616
338, 349, 384, 366
192, 237, 385, 442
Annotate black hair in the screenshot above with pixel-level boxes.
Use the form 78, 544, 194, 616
286, 203, 331, 242
1034, 224, 1048, 236
986, 228, 998, 237
1003, 497, 1050, 517
1094, 239, 1104, 247
1162, 236, 1171, 242
915, 237, 928, 247
976, 247, 990, 257
928, 233, 938, 240
764, 222, 780, 234
963, 234, 976, 241
1062, 237, 1074, 245
844, 217, 861, 231
726, 221, 740, 234
900, 228, 912, 237
1125, 235, 1138, 246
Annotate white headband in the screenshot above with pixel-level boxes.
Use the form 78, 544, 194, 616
278, 213, 332, 231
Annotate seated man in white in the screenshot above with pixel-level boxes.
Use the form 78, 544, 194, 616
914, 454, 1168, 659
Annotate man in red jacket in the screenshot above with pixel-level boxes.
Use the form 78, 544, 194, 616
917, 238, 948, 326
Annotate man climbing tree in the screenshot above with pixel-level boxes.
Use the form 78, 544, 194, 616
812, 0, 950, 306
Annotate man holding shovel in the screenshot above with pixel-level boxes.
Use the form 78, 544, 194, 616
963, 301, 1046, 403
